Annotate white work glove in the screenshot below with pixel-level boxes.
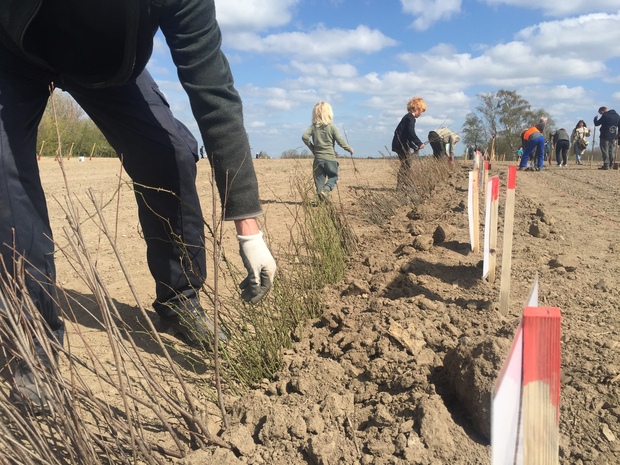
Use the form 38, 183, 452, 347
237, 231, 277, 304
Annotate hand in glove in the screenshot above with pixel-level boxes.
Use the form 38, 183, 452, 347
237, 231, 277, 304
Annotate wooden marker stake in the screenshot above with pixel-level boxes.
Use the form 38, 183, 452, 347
484, 161, 489, 193
67, 142, 74, 160
522, 306, 562, 465
499, 166, 517, 315
492, 306, 562, 465
37, 140, 46, 161
483, 176, 500, 281
489, 177, 500, 283
468, 170, 480, 253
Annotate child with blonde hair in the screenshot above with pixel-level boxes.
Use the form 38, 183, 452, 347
302, 102, 354, 199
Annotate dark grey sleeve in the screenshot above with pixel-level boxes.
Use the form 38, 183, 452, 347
159, 0, 262, 220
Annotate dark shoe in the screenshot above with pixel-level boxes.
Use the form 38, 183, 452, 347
9, 350, 55, 408
159, 306, 228, 346
599, 165, 609, 170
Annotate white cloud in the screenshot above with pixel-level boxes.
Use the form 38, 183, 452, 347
400, 0, 462, 30
152, 37, 167, 56
236, 11, 617, 144
214, 0, 299, 31
225, 25, 397, 60
482, 0, 620, 16
146, 58, 170, 77
516, 12, 620, 61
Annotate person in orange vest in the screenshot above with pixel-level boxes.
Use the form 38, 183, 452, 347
518, 118, 548, 171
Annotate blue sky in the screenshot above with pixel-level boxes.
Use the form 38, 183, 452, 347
147, 0, 620, 158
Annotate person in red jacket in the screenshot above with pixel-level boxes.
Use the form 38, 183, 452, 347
0, 0, 276, 405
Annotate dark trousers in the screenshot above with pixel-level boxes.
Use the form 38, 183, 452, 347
394, 150, 413, 187
0, 49, 206, 343
428, 131, 446, 159
555, 140, 570, 165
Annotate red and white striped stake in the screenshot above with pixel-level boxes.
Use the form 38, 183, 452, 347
483, 176, 500, 282
499, 166, 517, 315
468, 170, 480, 253
492, 306, 561, 465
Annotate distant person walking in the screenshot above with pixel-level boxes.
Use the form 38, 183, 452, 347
593, 106, 620, 170
302, 102, 353, 199
518, 118, 547, 171
570, 120, 590, 165
391, 96, 427, 187
552, 128, 570, 167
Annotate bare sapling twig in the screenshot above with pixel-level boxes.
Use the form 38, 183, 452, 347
211, 162, 229, 429
342, 126, 359, 175
51, 86, 210, 454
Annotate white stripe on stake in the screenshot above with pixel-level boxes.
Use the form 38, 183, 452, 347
484, 160, 489, 193
492, 322, 524, 465
483, 176, 500, 282
525, 273, 539, 308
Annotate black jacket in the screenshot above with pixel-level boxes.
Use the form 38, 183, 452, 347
0, 0, 261, 220
594, 109, 620, 141
392, 113, 422, 155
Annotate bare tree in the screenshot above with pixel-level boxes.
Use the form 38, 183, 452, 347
465, 89, 553, 158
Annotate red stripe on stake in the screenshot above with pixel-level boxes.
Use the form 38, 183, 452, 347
522, 306, 561, 410
522, 306, 561, 464
507, 165, 517, 190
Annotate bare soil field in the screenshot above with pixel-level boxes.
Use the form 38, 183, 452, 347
28, 156, 620, 463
